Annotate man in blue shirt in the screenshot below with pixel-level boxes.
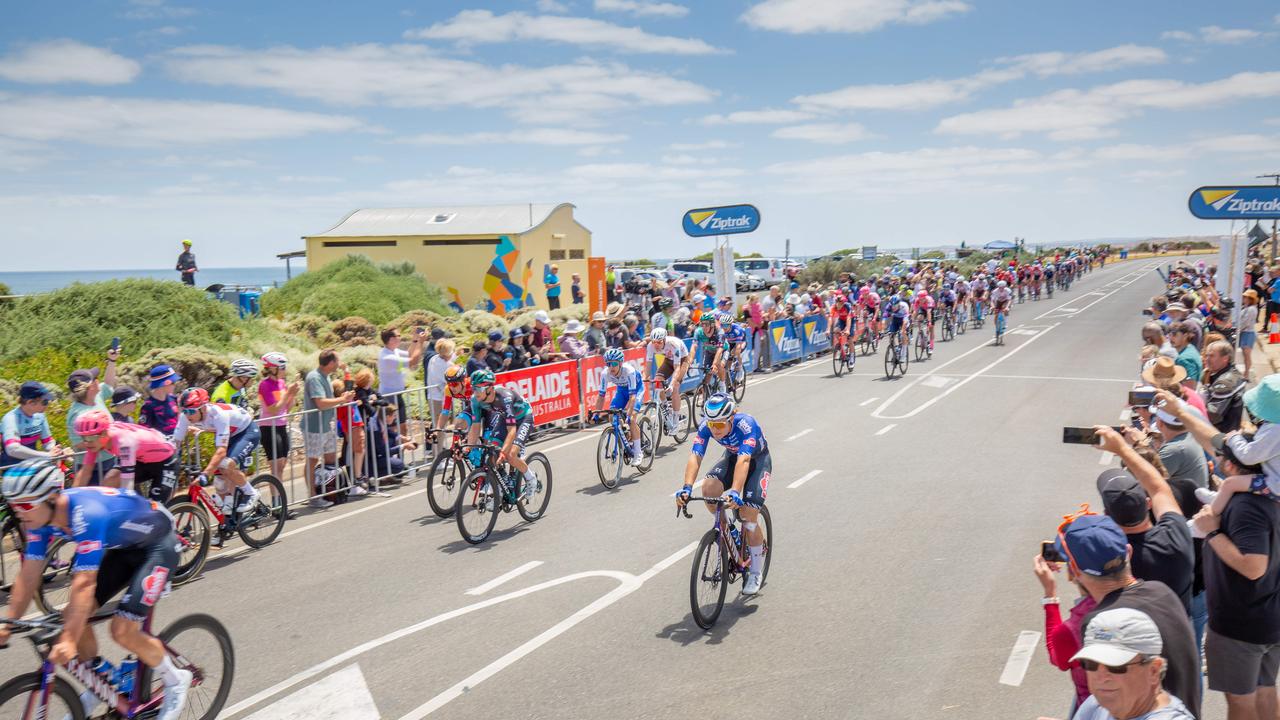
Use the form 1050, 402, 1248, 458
545, 264, 562, 310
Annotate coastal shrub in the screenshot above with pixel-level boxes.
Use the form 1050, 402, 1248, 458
459, 310, 508, 335
282, 313, 332, 342
326, 316, 378, 347
121, 346, 232, 391
261, 254, 448, 324
387, 309, 446, 336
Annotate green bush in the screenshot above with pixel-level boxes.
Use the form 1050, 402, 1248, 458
262, 254, 449, 324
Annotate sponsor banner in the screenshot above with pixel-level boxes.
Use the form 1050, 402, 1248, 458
1189, 186, 1280, 220
800, 315, 831, 355
861, 246, 877, 260
767, 319, 803, 364
587, 256, 607, 315
494, 359, 580, 425
682, 204, 761, 238
579, 348, 650, 413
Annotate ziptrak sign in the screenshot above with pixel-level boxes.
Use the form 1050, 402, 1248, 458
682, 204, 761, 237
1189, 186, 1280, 220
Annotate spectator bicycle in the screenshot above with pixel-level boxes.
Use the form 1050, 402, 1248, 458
678, 496, 772, 629
831, 325, 855, 377
883, 329, 909, 379
0, 610, 233, 720
642, 378, 691, 452
595, 408, 655, 489
454, 439, 553, 545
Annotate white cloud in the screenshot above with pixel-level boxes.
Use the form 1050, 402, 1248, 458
146, 154, 257, 168
741, 0, 970, 34
277, 175, 343, 183
165, 44, 714, 122
352, 154, 384, 164
667, 140, 735, 150
0, 95, 362, 147
1094, 135, 1280, 162
0, 40, 140, 85
0, 138, 50, 172
536, 0, 571, 11
1163, 26, 1264, 44
123, 0, 196, 20
566, 162, 743, 181
997, 44, 1168, 77
702, 109, 815, 125
594, 0, 689, 18
772, 122, 872, 144
1160, 30, 1195, 41
795, 78, 976, 112
406, 10, 722, 54
400, 128, 627, 146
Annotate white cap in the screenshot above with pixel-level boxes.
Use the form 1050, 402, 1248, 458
534, 310, 551, 323
1071, 608, 1163, 666
562, 320, 585, 334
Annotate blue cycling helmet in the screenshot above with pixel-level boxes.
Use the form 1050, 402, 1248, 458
890, 294, 901, 304
703, 393, 735, 422
603, 348, 625, 364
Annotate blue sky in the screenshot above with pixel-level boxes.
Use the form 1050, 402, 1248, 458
2, 0, 1279, 270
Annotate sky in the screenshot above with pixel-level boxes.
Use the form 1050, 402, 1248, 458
2, 0, 1279, 270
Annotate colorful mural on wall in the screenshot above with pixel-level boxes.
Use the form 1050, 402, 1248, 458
445, 287, 465, 313
481, 235, 535, 315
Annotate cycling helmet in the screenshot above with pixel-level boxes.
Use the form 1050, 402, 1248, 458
702, 393, 735, 422
716, 311, 733, 325
997, 280, 1008, 288
655, 297, 672, 310
603, 348, 625, 364
444, 365, 467, 383
890, 294, 901, 304
649, 327, 668, 342
470, 369, 496, 387
1, 460, 63, 506
700, 313, 716, 325
74, 409, 113, 437
179, 387, 209, 409
261, 352, 288, 369
230, 359, 258, 378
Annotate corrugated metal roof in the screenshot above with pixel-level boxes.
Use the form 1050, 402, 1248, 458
305, 203, 575, 238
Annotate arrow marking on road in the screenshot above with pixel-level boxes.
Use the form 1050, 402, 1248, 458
998, 631, 1042, 687
785, 428, 813, 442
242, 663, 379, 720
920, 375, 952, 389
787, 470, 822, 489
465, 561, 544, 596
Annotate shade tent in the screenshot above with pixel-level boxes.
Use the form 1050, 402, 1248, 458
983, 240, 1018, 251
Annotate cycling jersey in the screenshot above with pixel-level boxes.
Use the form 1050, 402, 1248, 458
24, 487, 171, 573
692, 413, 768, 458
470, 386, 533, 426
0, 406, 54, 463
83, 423, 174, 472
912, 293, 936, 313
724, 323, 748, 346
829, 301, 851, 320
889, 300, 911, 320
210, 380, 249, 410
939, 289, 957, 306
693, 326, 726, 353
646, 338, 689, 377
991, 287, 1013, 307
171, 402, 254, 448
600, 364, 644, 412
442, 379, 473, 419
858, 288, 880, 308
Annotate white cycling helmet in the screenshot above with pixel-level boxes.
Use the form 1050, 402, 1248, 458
2, 460, 64, 505
703, 393, 736, 422
261, 352, 288, 369
230, 359, 258, 378
649, 327, 667, 342
997, 280, 1008, 288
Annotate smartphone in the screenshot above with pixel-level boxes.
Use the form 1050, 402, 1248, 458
1063, 426, 1124, 444
1130, 414, 1145, 430
110, 336, 121, 352
1040, 540, 1066, 563
1141, 308, 1154, 316
415, 327, 425, 336
344, 379, 355, 393
1128, 389, 1155, 407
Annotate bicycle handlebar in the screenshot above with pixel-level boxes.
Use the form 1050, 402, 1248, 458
676, 495, 727, 518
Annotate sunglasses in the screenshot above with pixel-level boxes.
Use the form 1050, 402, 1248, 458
707, 420, 730, 430
11, 502, 39, 513
1079, 657, 1152, 674
182, 407, 201, 415
606, 361, 622, 368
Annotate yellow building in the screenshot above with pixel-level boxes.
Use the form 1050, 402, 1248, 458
304, 203, 591, 314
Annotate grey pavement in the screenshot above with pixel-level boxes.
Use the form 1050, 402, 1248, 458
0, 259, 1208, 720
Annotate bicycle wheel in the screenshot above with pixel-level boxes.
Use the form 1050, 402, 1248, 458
914, 328, 927, 362
517, 452, 553, 522
596, 427, 622, 489
641, 402, 663, 450
636, 416, 656, 474
455, 469, 501, 544
832, 342, 844, 376
426, 452, 469, 518
140, 613, 235, 720
671, 399, 691, 444
34, 537, 77, 614
691, 386, 708, 425
235, 475, 287, 549
900, 338, 910, 375
1, 516, 24, 593
0, 673, 85, 720
740, 505, 773, 591
883, 340, 894, 379
168, 501, 211, 587
731, 362, 746, 403
689, 529, 729, 630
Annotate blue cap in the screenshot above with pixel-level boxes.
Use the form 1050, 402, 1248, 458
1052, 514, 1129, 577
488, 330, 504, 342
148, 364, 176, 389
18, 381, 51, 402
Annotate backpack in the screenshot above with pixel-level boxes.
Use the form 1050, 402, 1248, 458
314, 464, 350, 504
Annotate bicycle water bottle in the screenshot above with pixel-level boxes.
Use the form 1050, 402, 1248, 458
729, 525, 741, 549
115, 656, 138, 695
92, 656, 116, 685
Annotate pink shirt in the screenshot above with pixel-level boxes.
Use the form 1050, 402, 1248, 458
86, 423, 175, 469
258, 377, 289, 427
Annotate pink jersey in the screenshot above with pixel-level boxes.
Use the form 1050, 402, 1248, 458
86, 422, 175, 468
858, 288, 880, 308
913, 293, 936, 311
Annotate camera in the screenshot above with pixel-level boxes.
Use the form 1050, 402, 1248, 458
1040, 540, 1067, 563
371, 399, 392, 408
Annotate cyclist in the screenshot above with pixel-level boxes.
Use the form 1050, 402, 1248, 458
939, 282, 957, 331
0, 460, 193, 720
991, 280, 1013, 331
673, 394, 771, 595
73, 410, 178, 503
887, 293, 911, 357
1, 382, 67, 466
646, 328, 690, 433
210, 359, 257, 410
591, 348, 645, 467
1044, 261, 1056, 295
692, 313, 729, 389
1030, 262, 1043, 299
467, 369, 540, 498
722, 312, 749, 380
953, 277, 970, 323
171, 388, 261, 516
828, 291, 853, 356
856, 281, 881, 341
912, 284, 936, 351
971, 274, 988, 323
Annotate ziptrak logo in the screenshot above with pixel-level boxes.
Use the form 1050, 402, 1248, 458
1201, 189, 1280, 214
688, 210, 753, 232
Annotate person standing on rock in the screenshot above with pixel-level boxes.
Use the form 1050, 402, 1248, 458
176, 239, 198, 286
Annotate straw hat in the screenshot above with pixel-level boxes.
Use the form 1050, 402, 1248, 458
1141, 356, 1187, 387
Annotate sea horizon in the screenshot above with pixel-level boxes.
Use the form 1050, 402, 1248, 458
0, 266, 302, 296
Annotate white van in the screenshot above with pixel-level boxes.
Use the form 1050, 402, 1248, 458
734, 257, 787, 285
667, 261, 758, 292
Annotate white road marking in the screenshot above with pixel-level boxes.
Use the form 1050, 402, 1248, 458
920, 375, 952, 389
465, 561, 544, 596
976, 374, 1135, 384
998, 631, 1043, 687
787, 470, 822, 489
859, 397, 879, 406
875, 424, 897, 436
1006, 328, 1041, 336
785, 428, 814, 442
243, 664, 379, 720
1098, 451, 1115, 465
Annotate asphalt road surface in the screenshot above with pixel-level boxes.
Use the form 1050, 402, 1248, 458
0, 259, 1195, 720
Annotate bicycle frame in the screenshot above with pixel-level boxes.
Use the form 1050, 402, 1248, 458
681, 497, 749, 571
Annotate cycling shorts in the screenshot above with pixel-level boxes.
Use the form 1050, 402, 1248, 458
704, 450, 771, 509
654, 358, 676, 381
609, 386, 642, 412
509, 415, 534, 451
135, 455, 179, 505
994, 301, 1010, 312
831, 316, 849, 333
700, 349, 720, 369
222, 424, 260, 471
95, 532, 179, 622
888, 316, 907, 335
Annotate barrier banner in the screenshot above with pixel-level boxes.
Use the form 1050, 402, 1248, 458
587, 256, 607, 315
767, 319, 802, 364
800, 315, 831, 356
579, 348, 650, 414
495, 359, 580, 425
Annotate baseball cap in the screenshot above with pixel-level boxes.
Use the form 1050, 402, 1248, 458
67, 368, 99, 393
534, 310, 550, 324
430, 328, 447, 340
18, 381, 51, 402
1096, 469, 1149, 527
1052, 513, 1129, 577
1148, 402, 1184, 428
487, 330, 504, 342
1213, 432, 1263, 473
471, 340, 487, 352
110, 386, 141, 407
1071, 608, 1163, 667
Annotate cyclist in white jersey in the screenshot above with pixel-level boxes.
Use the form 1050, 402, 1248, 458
172, 388, 261, 512
646, 329, 690, 433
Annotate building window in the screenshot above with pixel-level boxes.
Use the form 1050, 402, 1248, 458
569, 249, 585, 259
421, 239, 500, 246
323, 240, 396, 248
549, 249, 566, 260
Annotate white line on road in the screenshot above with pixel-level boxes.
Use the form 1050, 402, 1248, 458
787, 470, 822, 489
785, 428, 814, 442
998, 631, 1043, 686
859, 397, 878, 406
465, 561, 544, 596
976, 374, 1135, 384
1098, 451, 1115, 465
875, 424, 897, 436
243, 663, 379, 720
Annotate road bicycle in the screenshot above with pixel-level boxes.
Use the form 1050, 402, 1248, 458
913, 317, 932, 362
972, 300, 985, 329
955, 304, 968, 335
1046, 278, 1054, 299
426, 428, 472, 518
727, 352, 747, 403
856, 312, 879, 356
0, 609, 233, 720
830, 326, 854, 377
883, 326, 909, 379
940, 307, 956, 342
642, 377, 691, 453
679, 496, 772, 629
691, 364, 731, 423
454, 439, 553, 545
595, 408, 655, 489
994, 307, 1008, 346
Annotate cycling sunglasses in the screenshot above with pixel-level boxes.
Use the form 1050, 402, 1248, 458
182, 407, 202, 415
1079, 657, 1153, 674
706, 419, 730, 430
11, 501, 41, 513
606, 361, 622, 367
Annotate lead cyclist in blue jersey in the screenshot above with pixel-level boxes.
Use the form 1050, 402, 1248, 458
591, 348, 645, 467
722, 314, 749, 374
0, 460, 193, 720
674, 394, 771, 595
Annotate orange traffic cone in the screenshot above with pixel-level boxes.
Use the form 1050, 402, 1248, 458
1270, 313, 1279, 344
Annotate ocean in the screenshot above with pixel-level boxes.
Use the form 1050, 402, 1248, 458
0, 266, 300, 296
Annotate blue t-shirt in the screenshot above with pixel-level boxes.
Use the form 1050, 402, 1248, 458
25, 487, 172, 572
692, 413, 768, 458
545, 272, 561, 298
1, 407, 53, 455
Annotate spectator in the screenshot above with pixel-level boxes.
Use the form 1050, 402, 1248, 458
585, 311, 607, 353
1054, 511, 1201, 718
605, 318, 629, 349
1240, 289, 1260, 380
485, 330, 508, 372
426, 338, 455, 456
1069, 608, 1195, 720
175, 238, 197, 286
1143, 358, 1207, 418
605, 265, 617, 303
1202, 340, 1245, 433
1032, 552, 1097, 710
332, 377, 368, 494
258, 353, 299, 482
109, 387, 140, 423
571, 272, 584, 305
558, 320, 589, 359
506, 328, 528, 370
760, 286, 782, 371
1161, 381, 1280, 501
1149, 391, 1211, 507
544, 264, 562, 310
673, 306, 692, 340
303, 349, 354, 509
624, 314, 642, 344
1142, 322, 1179, 360
1268, 270, 1280, 335
421, 327, 446, 373
0, 382, 63, 466
650, 298, 676, 337
378, 326, 425, 437
140, 364, 180, 435
465, 341, 489, 376
66, 346, 120, 485
531, 310, 554, 352
368, 402, 416, 479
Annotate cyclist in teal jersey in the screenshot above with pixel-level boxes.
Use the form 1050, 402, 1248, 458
692, 314, 729, 388
466, 370, 539, 499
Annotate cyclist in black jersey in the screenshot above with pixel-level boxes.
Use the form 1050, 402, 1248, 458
466, 370, 539, 498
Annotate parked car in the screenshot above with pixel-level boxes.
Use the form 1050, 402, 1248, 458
734, 257, 788, 286
666, 261, 760, 293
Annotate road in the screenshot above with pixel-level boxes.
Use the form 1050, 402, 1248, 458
0, 259, 1188, 720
